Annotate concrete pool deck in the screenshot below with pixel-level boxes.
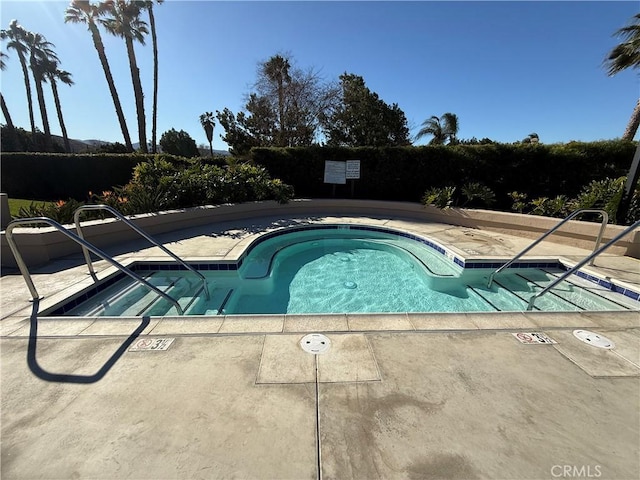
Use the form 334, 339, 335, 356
1, 213, 639, 479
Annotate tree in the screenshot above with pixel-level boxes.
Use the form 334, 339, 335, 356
215, 107, 260, 156
43, 59, 74, 153
65, 0, 133, 151
322, 73, 410, 147
101, 0, 149, 153
1, 20, 35, 136
217, 53, 339, 152
199, 111, 215, 157
415, 113, 459, 145
0, 51, 15, 132
26, 31, 58, 151
605, 13, 640, 141
136, 0, 163, 153
260, 54, 291, 146
159, 128, 199, 157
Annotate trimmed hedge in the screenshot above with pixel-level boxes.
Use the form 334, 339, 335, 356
249, 141, 636, 209
1, 153, 142, 200
2, 141, 635, 210
0, 152, 226, 201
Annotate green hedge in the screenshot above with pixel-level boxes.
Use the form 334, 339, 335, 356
249, 141, 636, 209
1, 153, 142, 200
0, 153, 227, 201
2, 142, 635, 209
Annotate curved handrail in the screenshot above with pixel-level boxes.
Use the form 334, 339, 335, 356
74, 204, 209, 299
527, 219, 640, 310
5, 217, 184, 315
487, 209, 609, 288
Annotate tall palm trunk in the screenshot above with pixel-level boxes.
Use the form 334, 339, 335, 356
89, 22, 133, 151
16, 49, 36, 136
148, 4, 158, 153
622, 98, 640, 141
125, 36, 147, 153
50, 79, 71, 152
1, 93, 14, 130
0, 92, 18, 150
31, 66, 52, 151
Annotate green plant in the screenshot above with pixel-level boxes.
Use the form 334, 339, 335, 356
15, 198, 84, 224
422, 186, 456, 209
159, 128, 199, 158
529, 195, 568, 217
461, 182, 495, 207
509, 191, 528, 213
567, 177, 625, 223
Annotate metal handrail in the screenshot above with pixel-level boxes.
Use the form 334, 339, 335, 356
74, 205, 209, 299
5, 217, 184, 315
487, 209, 609, 288
526, 219, 640, 310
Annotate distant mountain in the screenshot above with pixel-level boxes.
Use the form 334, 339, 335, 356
52, 136, 231, 156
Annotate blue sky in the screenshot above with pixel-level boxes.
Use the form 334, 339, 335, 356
0, 1, 638, 151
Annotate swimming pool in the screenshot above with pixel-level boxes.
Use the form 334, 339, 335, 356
48, 225, 639, 317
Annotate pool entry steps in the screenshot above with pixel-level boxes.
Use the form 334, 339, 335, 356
5, 206, 640, 317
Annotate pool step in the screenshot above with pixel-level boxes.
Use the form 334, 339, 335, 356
180, 287, 234, 315
67, 273, 203, 317
468, 269, 630, 312
519, 269, 631, 311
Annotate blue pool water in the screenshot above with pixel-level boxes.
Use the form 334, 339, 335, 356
54, 225, 638, 316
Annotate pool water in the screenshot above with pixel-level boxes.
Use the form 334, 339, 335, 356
56, 226, 638, 317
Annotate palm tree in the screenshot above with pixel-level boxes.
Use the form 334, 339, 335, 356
0, 51, 15, 132
262, 54, 292, 146
1, 20, 35, 136
605, 13, 640, 140
416, 113, 459, 145
26, 31, 58, 151
101, 0, 149, 153
65, 0, 133, 151
43, 59, 74, 153
200, 111, 215, 157
136, 0, 163, 153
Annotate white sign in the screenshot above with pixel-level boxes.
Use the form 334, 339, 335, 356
346, 160, 361, 180
324, 161, 346, 184
128, 337, 175, 351
511, 332, 557, 345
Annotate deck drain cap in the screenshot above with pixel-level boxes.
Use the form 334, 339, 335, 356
300, 333, 331, 354
573, 330, 615, 349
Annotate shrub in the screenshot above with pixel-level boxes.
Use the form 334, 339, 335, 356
422, 186, 456, 209
529, 196, 569, 217
567, 177, 625, 223
460, 182, 496, 207
16, 198, 84, 224
509, 192, 528, 214
422, 182, 496, 209
123, 158, 294, 213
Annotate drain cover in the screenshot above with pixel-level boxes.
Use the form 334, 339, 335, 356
300, 333, 331, 354
573, 330, 615, 349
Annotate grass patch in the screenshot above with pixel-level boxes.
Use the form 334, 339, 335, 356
8, 198, 54, 218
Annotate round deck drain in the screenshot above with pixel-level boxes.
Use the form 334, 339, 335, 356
343, 281, 357, 289
573, 330, 615, 349
300, 333, 331, 354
